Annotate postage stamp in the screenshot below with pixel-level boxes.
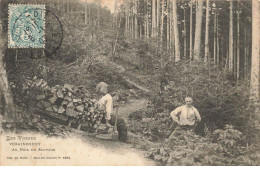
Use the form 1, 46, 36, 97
8, 4, 45, 48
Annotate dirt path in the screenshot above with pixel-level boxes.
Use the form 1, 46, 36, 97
118, 98, 148, 122
65, 128, 155, 166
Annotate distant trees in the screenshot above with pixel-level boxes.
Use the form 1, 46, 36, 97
113, 0, 250, 73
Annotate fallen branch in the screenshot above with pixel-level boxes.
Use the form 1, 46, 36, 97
122, 77, 150, 93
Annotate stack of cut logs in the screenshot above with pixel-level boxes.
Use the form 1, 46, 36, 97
35, 83, 105, 130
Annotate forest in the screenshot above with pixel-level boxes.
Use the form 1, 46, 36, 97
0, 0, 259, 166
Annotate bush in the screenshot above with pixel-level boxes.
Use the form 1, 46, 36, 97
146, 125, 260, 166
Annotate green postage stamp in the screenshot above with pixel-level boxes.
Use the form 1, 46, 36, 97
8, 4, 45, 48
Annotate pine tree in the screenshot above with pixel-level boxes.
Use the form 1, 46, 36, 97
193, 0, 203, 60
172, 0, 180, 61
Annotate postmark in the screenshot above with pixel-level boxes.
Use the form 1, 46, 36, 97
42, 8, 63, 58
28, 8, 63, 59
8, 4, 46, 48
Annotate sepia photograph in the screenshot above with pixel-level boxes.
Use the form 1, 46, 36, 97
0, 0, 259, 166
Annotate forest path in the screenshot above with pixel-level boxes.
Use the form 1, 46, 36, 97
118, 98, 148, 122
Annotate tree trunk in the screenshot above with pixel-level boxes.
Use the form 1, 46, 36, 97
57, 0, 60, 10
0, 13, 16, 120
132, 2, 135, 39
152, 0, 156, 37
214, 5, 217, 64
128, 2, 130, 38
146, 0, 150, 39
67, 0, 69, 12
135, 0, 138, 39
236, 1, 240, 80
144, 5, 147, 39
88, 3, 91, 25
84, 3, 88, 25
184, 8, 187, 58
170, 3, 175, 62
193, 0, 203, 61
61, 0, 64, 11
172, 0, 180, 62
167, 0, 170, 51
129, 3, 132, 39
229, 0, 234, 73
250, 0, 260, 126
97, 0, 101, 29
125, 1, 129, 37
244, 18, 248, 79
112, 16, 122, 61
161, 0, 164, 46
139, 18, 142, 38
216, 8, 219, 67
113, 0, 118, 30
113, 0, 118, 31
157, 0, 160, 37
234, 34, 237, 77
190, 1, 193, 61
204, 0, 210, 63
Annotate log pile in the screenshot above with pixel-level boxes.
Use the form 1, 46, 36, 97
34, 82, 106, 131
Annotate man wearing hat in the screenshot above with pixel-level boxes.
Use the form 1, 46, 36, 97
96, 82, 128, 142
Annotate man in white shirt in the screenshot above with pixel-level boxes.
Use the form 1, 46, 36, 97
169, 97, 201, 140
96, 82, 128, 142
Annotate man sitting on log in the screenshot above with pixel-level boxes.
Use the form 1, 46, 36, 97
169, 97, 201, 140
96, 82, 128, 142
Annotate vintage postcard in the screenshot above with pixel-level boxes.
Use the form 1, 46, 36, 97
0, 0, 259, 166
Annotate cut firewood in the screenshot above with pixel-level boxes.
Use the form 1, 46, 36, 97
57, 90, 64, 98
36, 102, 44, 108
41, 101, 52, 108
64, 95, 72, 101
58, 106, 65, 114
36, 95, 45, 100
67, 102, 74, 108
66, 108, 78, 117
32, 82, 105, 131
76, 105, 84, 112
73, 98, 81, 103
52, 105, 59, 112
49, 96, 57, 104
45, 106, 53, 112
62, 100, 69, 106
